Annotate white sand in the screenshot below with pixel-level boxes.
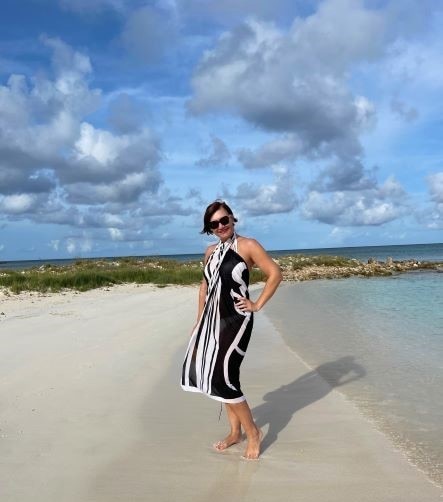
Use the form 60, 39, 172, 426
0, 284, 441, 501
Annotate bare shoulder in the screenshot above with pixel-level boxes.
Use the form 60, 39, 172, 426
237, 236, 265, 252
237, 236, 268, 266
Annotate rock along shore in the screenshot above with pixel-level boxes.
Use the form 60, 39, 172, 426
274, 255, 443, 282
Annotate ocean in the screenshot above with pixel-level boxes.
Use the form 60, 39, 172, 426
265, 271, 443, 488
1, 242, 443, 271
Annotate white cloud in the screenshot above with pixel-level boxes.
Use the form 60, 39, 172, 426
0, 37, 164, 229
66, 171, 161, 204
0, 38, 100, 189
224, 167, 297, 216
0, 194, 39, 214
74, 123, 124, 165
237, 134, 304, 169
302, 176, 410, 226
311, 159, 377, 192
378, 176, 408, 200
188, 0, 384, 191
189, 0, 384, 142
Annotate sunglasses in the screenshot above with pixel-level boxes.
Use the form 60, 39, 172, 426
209, 215, 231, 230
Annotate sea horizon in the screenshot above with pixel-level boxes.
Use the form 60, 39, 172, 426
2, 241, 443, 271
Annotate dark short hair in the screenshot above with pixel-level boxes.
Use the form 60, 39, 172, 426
200, 200, 238, 235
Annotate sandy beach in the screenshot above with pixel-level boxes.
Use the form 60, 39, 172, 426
1, 284, 441, 501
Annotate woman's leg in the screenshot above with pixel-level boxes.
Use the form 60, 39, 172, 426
229, 400, 262, 459
213, 403, 242, 451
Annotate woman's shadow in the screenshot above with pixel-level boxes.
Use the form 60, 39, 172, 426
252, 356, 366, 453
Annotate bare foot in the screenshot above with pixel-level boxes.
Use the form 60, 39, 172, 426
241, 428, 263, 460
213, 432, 242, 452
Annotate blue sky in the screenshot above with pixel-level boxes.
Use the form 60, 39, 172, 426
1, 0, 443, 260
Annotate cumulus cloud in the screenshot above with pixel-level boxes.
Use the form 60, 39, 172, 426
0, 38, 100, 194
0, 37, 166, 232
187, 0, 421, 230
62, 123, 161, 187
223, 167, 297, 216
302, 176, 409, 226
188, 0, 386, 196
0, 194, 41, 215
237, 134, 304, 169
66, 171, 161, 204
189, 0, 383, 136
311, 160, 377, 192
196, 135, 231, 167
0, 168, 55, 195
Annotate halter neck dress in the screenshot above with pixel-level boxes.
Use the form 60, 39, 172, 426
181, 233, 253, 403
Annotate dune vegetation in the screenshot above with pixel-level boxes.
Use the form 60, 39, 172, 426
0, 257, 265, 294
0, 254, 440, 294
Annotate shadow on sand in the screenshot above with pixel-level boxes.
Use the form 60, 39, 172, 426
253, 355, 366, 453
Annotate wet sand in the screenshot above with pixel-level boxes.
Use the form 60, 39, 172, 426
0, 284, 441, 501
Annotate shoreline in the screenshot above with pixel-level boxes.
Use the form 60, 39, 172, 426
263, 280, 443, 489
1, 283, 441, 500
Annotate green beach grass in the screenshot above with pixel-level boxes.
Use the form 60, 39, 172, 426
0, 254, 439, 294
0, 258, 266, 294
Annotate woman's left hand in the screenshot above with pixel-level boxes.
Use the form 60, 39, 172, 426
236, 297, 258, 313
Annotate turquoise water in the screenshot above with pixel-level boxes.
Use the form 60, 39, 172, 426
1, 242, 442, 270
265, 271, 443, 487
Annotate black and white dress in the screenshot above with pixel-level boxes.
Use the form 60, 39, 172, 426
181, 233, 253, 403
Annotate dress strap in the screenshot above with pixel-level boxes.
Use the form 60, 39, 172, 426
231, 232, 238, 253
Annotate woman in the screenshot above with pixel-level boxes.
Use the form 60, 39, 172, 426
181, 200, 282, 460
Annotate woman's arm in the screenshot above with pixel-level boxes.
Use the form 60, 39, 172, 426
196, 279, 207, 321
237, 239, 282, 313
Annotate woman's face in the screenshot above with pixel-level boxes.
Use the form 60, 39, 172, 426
209, 207, 234, 241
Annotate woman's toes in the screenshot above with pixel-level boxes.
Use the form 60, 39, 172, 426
213, 441, 225, 450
